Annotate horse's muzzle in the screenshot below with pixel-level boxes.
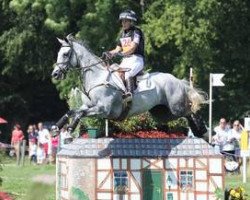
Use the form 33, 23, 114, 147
51, 70, 59, 79
51, 69, 63, 80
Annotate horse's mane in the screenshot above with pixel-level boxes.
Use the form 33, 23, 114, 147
67, 35, 104, 66
66, 35, 96, 56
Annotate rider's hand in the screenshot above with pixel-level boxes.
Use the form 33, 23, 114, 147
102, 51, 112, 59
113, 52, 124, 58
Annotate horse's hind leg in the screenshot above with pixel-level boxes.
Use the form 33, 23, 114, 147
187, 113, 208, 140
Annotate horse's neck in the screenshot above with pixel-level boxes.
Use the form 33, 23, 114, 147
73, 42, 109, 93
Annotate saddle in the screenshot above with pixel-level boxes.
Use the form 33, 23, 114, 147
109, 63, 144, 92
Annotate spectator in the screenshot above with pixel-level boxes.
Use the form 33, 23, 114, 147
37, 143, 45, 164
49, 131, 59, 164
37, 122, 50, 161
60, 125, 72, 147
229, 120, 242, 142
229, 120, 244, 165
212, 118, 230, 152
32, 124, 38, 133
27, 125, 38, 158
29, 138, 37, 165
11, 124, 24, 165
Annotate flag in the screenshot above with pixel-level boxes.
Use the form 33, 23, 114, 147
212, 73, 225, 86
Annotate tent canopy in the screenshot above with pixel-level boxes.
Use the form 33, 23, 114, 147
0, 117, 7, 124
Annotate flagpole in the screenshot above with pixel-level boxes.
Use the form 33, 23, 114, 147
209, 73, 213, 143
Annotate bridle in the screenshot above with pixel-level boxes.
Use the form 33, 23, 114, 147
54, 45, 75, 75
54, 45, 112, 75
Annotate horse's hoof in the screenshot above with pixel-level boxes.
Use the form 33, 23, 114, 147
67, 127, 73, 133
51, 125, 59, 132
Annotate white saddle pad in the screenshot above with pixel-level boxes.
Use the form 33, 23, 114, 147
109, 71, 155, 93
135, 73, 155, 93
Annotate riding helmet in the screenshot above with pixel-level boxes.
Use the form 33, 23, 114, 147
119, 10, 137, 22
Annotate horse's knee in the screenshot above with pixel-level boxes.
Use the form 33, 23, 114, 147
56, 114, 69, 129
169, 104, 187, 117
187, 113, 207, 139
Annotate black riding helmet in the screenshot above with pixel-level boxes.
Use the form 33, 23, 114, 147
119, 9, 137, 22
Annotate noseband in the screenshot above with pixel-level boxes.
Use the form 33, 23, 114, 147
54, 45, 74, 75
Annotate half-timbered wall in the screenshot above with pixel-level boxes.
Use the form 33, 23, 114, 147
57, 156, 224, 200
95, 157, 224, 200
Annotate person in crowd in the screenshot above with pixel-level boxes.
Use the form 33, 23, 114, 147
11, 124, 24, 165
32, 124, 38, 134
27, 125, 38, 159
229, 120, 242, 142
230, 120, 244, 165
37, 143, 45, 164
212, 118, 230, 152
29, 138, 37, 165
60, 125, 73, 147
37, 122, 50, 161
49, 131, 59, 164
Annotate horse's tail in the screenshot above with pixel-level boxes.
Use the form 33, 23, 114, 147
183, 81, 208, 113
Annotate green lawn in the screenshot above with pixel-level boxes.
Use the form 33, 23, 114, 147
0, 155, 55, 200
0, 154, 250, 200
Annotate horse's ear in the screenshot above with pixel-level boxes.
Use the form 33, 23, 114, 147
57, 37, 69, 46
66, 33, 74, 45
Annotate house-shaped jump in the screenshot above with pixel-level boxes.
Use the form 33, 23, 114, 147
56, 137, 224, 200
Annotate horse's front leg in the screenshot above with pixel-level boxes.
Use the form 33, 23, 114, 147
186, 112, 208, 141
54, 89, 93, 132
67, 110, 86, 133
52, 110, 76, 131
67, 104, 106, 133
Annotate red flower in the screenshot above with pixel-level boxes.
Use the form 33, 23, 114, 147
0, 192, 13, 200
112, 131, 186, 138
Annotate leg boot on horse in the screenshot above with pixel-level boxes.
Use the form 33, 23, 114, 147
187, 113, 208, 141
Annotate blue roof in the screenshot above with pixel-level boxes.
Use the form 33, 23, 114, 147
57, 137, 220, 158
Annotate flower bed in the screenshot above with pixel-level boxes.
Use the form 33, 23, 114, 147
228, 186, 248, 200
81, 130, 186, 139
111, 130, 186, 138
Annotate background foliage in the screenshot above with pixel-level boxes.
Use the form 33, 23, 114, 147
0, 0, 249, 139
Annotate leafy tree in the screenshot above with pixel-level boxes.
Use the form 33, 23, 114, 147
0, 0, 67, 131
142, 0, 250, 122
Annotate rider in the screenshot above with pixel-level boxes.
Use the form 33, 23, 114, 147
108, 9, 145, 101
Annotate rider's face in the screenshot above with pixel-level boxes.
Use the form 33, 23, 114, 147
121, 19, 132, 30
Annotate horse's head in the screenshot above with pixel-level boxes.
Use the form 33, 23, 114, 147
52, 35, 77, 80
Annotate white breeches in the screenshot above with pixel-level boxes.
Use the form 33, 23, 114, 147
119, 55, 144, 80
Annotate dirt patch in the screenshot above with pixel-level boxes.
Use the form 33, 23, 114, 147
32, 174, 56, 185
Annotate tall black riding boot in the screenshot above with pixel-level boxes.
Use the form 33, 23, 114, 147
126, 77, 134, 94
124, 77, 134, 102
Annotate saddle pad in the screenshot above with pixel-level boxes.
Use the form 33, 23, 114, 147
135, 73, 155, 93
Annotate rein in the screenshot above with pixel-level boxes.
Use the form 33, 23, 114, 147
55, 45, 111, 72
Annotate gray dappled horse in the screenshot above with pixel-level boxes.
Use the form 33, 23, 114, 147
52, 35, 207, 138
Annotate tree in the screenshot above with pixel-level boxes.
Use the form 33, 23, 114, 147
0, 0, 67, 129
142, 0, 250, 122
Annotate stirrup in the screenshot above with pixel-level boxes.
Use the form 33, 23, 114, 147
123, 92, 132, 103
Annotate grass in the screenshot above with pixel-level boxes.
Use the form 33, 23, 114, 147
0, 153, 250, 200
0, 154, 55, 200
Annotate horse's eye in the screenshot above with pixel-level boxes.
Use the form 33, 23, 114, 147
63, 52, 69, 58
